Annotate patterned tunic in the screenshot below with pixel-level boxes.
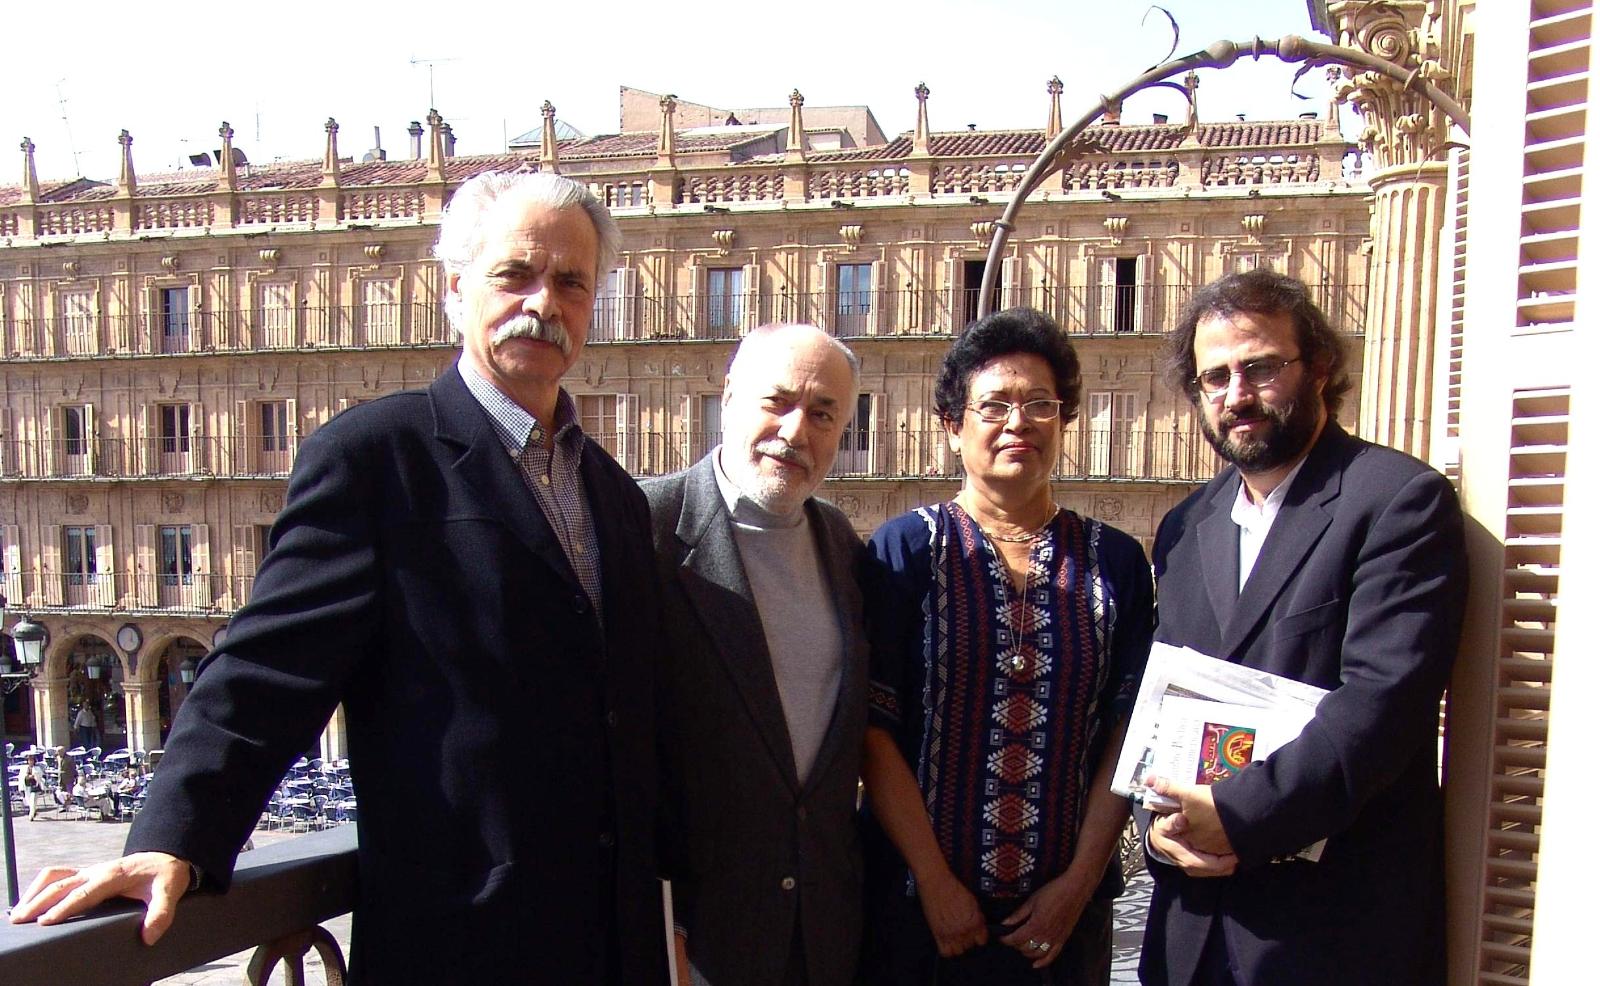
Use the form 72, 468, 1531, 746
866, 502, 1152, 900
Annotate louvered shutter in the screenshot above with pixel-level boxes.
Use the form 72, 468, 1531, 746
190, 523, 212, 609
134, 524, 156, 607
94, 524, 114, 606
41, 525, 62, 606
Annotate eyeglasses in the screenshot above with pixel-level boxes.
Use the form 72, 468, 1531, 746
1192, 357, 1302, 399
965, 399, 1064, 423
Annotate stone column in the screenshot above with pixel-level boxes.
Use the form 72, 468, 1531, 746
120, 679, 161, 752
320, 704, 348, 761
29, 675, 70, 749
1325, 0, 1456, 459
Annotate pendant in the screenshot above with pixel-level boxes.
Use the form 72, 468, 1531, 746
1012, 653, 1027, 671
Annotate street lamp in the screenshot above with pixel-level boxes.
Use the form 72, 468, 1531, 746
2, 610, 46, 907
179, 658, 198, 684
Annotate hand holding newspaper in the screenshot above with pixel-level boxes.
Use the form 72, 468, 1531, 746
1112, 641, 1331, 862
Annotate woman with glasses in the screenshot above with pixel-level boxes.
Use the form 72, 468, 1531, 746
860, 308, 1153, 985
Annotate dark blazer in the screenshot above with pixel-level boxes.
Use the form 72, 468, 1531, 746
128, 364, 668, 986
643, 456, 869, 986
1139, 423, 1467, 986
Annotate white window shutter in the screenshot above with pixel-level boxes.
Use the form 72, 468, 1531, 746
616, 393, 638, 474
688, 266, 705, 339
1097, 258, 1118, 333
816, 258, 833, 331
84, 404, 99, 474
43, 407, 57, 475
870, 260, 887, 334
94, 524, 114, 606
286, 397, 300, 457
620, 267, 638, 339
134, 524, 157, 607
869, 393, 887, 474
1001, 256, 1020, 311
191, 523, 212, 609
1134, 254, 1151, 332
235, 400, 251, 473
675, 394, 690, 473
740, 263, 760, 333
42, 524, 63, 606
187, 401, 205, 473
2, 524, 22, 603
943, 257, 959, 332
232, 525, 257, 608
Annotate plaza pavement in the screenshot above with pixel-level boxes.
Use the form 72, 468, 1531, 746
8, 809, 1148, 983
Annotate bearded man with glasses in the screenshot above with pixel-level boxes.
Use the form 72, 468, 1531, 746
1136, 269, 1468, 986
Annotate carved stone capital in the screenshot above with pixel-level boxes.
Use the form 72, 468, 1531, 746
839, 224, 863, 250
1103, 216, 1128, 245
711, 229, 736, 255
1325, 0, 1452, 170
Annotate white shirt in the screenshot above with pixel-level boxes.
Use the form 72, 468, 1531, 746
1229, 457, 1309, 593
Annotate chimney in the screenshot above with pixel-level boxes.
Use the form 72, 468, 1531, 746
408, 121, 424, 160
443, 123, 456, 158
1101, 98, 1122, 126
366, 125, 387, 163
1153, 113, 1169, 125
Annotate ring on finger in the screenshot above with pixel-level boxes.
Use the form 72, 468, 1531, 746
1027, 939, 1051, 953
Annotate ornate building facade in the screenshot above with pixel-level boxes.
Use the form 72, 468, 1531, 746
0, 83, 1370, 756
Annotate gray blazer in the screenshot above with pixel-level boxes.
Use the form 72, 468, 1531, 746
644, 455, 869, 986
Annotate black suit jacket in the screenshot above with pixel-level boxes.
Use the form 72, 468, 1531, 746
643, 456, 869, 986
128, 364, 668, 986
1140, 424, 1467, 986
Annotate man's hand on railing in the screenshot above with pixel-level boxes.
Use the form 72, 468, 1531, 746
7, 851, 192, 945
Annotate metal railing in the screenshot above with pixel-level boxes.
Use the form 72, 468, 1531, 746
7, 572, 256, 614
586, 282, 1365, 342
1, 283, 1366, 359
0, 825, 356, 986
3, 428, 1220, 487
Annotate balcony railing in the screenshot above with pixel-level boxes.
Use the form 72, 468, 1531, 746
3, 304, 451, 359
3, 428, 1220, 488
587, 282, 1366, 342
9, 571, 256, 614
2, 283, 1366, 359
0, 825, 356, 986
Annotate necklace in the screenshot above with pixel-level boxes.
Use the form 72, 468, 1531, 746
978, 506, 1060, 544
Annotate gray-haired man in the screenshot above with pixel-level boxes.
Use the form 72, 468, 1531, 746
12, 172, 670, 985
645, 324, 870, 986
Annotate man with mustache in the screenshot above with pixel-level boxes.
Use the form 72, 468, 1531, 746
1134, 269, 1467, 986
643, 324, 870, 986
11, 171, 669, 985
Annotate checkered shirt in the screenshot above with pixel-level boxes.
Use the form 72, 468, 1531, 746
457, 360, 603, 616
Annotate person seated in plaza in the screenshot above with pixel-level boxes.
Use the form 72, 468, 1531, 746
53, 749, 77, 811
858, 308, 1154, 986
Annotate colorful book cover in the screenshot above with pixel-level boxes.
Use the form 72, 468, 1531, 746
1195, 721, 1256, 784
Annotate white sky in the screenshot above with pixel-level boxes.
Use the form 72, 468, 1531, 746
2, 0, 1340, 184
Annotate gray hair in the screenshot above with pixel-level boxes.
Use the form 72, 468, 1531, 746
727, 323, 862, 394
435, 171, 621, 283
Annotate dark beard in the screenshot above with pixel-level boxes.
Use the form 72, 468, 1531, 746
1199, 386, 1322, 474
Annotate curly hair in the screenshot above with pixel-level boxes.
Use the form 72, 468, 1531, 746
1161, 269, 1352, 416
933, 308, 1082, 426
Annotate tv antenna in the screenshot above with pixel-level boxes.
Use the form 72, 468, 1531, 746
409, 55, 459, 110
56, 79, 82, 177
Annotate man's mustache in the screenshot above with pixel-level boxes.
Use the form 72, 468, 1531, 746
491, 314, 571, 356
755, 439, 812, 470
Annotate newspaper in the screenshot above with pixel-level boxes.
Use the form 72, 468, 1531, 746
1112, 642, 1331, 861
